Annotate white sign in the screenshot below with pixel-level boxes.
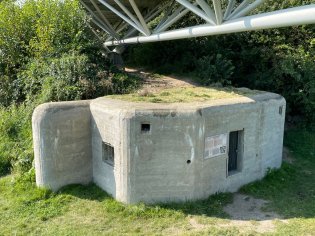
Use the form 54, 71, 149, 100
204, 134, 228, 159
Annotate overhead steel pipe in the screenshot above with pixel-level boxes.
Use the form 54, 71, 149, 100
104, 4, 315, 46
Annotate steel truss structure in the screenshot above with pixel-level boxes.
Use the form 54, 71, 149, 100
81, 0, 315, 51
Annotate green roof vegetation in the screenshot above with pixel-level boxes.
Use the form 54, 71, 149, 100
108, 87, 260, 103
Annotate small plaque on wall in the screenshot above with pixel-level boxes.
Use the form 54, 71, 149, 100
204, 133, 228, 159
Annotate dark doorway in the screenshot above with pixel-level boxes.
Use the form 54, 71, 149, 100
228, 131, 239, 173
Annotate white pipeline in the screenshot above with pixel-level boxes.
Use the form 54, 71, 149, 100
104, 4, 315, 46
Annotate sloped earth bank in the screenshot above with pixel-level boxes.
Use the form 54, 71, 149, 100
125, 67, 197, 92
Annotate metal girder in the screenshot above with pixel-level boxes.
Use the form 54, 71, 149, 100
104, 5, 315, 46
90, 0, 116, 33
80, 0, 315, 48
212, 0, 223, 24
154, 4, 194, 33
224, 0, 236, 19
80, 0, 119, 38
196, 0, 216, 22
175, 0, 216, 25
229, 0, 266, 20
226, 0, 251, 20
97, 0, 148, 36
129, 0, 150, 35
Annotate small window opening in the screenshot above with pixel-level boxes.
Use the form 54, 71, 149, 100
141, 123, 151, 132
102, 142, 114, 166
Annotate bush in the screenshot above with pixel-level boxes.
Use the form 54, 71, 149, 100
196, 54, 235, 86
19, 53, 141, 103
269, 45, 315, 121
0, 0, 90, 65
0, 0, 141, 176
0, 75, 18, 106
0, 0, 98, 106
0, 156, 11, 177
0, 104, 34, 175
20, 53, 94, 102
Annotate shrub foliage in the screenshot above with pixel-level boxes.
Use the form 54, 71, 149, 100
0, 0, 140, 175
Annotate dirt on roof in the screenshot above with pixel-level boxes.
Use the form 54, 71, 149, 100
109, 68, 261, 103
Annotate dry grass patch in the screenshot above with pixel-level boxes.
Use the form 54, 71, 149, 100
108, 87, 259, 103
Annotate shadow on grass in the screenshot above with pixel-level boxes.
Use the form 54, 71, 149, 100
59, 182, 233, 219
59, 184, 111, 202
157, 193, 233, 218
0, 160, 11, 177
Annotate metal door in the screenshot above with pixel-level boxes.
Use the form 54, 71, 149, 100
228, 131, 238, 172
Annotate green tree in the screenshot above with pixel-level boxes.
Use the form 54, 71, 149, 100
0, 0, 99, 105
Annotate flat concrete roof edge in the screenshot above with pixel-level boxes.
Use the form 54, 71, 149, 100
32, 100, 91, 123
32, 92, 285, 118
90, 92, 284, 111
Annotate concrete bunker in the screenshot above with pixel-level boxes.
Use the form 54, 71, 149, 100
33, 91, 285, 204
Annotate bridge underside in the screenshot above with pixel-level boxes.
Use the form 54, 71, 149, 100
80, 0, 315, 52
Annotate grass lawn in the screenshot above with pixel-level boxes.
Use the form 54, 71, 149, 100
0, 128, 314, 235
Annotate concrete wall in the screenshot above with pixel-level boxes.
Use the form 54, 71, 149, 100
130, 109, 203, 203
90, 100, 132, 202
33, 100, 92, 191
126, 94, 285, 203
33, 93, 285, 203
259, 94, 286, 171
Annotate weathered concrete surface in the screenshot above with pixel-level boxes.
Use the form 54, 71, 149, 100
89, 101, 133, 202
33, 92, 285, 203
33, 100, 92, 191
